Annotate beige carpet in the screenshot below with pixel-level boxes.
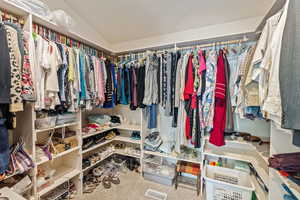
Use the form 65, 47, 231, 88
80, 171, 201, 200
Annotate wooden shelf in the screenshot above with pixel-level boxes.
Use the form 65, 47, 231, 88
38, 168, 80, 197
271, 168, 300, 199
35, 122, 79, 133
117, 124, 141, 132
0, 0, 111, 52
82, 150, 141, 172
82, 127, 116, 139
115, 150, 141, 159
82, 124, 141, 139
143, 150, 201, 164
36, 146, 80, 165
82, 136, 140, 154
0, 0, 31, 16
82, 139, 113, 154
82, 152, 114, 172
250, 174, 268, 200
114, 136, 141, 144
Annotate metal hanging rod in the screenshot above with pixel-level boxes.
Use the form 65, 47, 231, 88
117, 31, 260, 58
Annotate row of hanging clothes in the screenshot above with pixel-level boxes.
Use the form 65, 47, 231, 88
118, 40, 262, 150
30, 24, 117, 112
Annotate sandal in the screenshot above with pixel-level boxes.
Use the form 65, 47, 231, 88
93, 167, 104, 177
109, 174, 120, 185
102, 176, 111, 189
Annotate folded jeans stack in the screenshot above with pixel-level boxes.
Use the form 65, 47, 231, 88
144, 132, 162, 152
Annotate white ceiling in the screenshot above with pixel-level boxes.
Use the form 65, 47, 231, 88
63, 0, 275, 44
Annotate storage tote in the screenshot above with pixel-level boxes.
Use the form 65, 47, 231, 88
204, 165, 255, 200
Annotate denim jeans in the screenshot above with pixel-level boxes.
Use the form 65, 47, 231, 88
0, 118, 9, 174
148, 104, 157, 129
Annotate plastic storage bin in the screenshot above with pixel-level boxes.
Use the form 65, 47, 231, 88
144, 172, 174, 186
143, 162, 175, 186
56, 113, 77, 125
35, 116, 57, 130
204, 165, 254, 200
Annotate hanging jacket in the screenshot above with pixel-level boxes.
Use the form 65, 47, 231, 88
209, 50, 227, 147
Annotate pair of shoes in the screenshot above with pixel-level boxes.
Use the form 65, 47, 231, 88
102, 174, 120, 189
105, 131, 116, 140
83, 159, 91, 169
83, 139, 94, 150
131, 131, 141, 140
93, 166, 104, 177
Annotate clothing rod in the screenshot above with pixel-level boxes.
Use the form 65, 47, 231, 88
117, 31, 260, 57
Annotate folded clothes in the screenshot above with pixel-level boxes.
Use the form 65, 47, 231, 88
144, 132, 162, 152
88, 114, 111, 126
269, 152, 300, 173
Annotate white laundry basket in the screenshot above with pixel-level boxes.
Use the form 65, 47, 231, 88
204, 165, 255, 200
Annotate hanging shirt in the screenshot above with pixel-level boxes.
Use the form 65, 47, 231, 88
143, 53, 159, 105
202, 50, 217, 132
262, 1, 288, 125
6, 25, 23, 112
184, 55, 194, 140
251, 11, 283, 107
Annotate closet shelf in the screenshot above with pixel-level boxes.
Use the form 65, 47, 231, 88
143, 150, 201, 164
82, 124, 141, 139
0, 0, 30, 16
203, 141, 269, 188
82, 150, 140, 172
0, 0, 110, 52
271, 168, 300, 199
36, 146, 80, 166
82, 127, 116, 139
115, 150, 141, 159
224, 139, 270, 165
82, 140, 113, 154
41, 188, 68, 200
250, 174, 268, 200
117, 124, 141, 132
38, 168, 80, 197
35, 122, 79, 133
82, 136, 140, 154
114, 136, 141, 144
82, 152, 114, 172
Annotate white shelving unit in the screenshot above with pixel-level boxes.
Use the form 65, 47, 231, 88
1, 2, 297, 200
200, 136, 271, 200
268, 122, 300, 200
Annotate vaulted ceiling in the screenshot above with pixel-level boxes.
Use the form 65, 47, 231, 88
63, 0, 275, 44
42, 0, 276, 51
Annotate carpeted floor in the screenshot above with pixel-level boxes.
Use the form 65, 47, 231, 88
80, 171, 201, 200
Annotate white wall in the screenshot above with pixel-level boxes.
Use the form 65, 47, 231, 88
235, 115, 270, 140
111, 16, 264, 52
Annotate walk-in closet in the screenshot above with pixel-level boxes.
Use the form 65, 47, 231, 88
0, 0, 299, 200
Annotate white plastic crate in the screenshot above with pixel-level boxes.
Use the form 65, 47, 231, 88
204, 165, 255, 200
